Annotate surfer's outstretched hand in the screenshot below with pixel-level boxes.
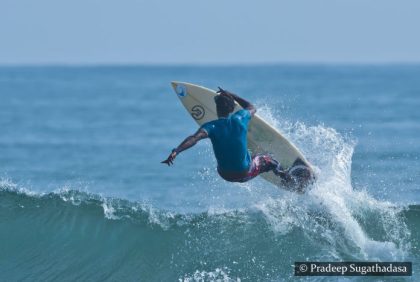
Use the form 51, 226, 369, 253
161, 151, 177, 166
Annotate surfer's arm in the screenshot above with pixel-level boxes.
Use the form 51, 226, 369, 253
161, 129, 208, 166
217, 87, 256, 116
175, 128, 208, 154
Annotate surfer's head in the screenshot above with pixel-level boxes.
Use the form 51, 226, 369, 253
215, 93, 235, 117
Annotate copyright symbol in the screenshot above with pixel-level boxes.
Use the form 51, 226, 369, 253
299, 264, 308, 272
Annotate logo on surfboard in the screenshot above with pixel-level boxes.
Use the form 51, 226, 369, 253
191, 105, 205, 120
175, 84, 187, 97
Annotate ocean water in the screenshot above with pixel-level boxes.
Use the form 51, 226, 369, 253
0, 65, 419, 281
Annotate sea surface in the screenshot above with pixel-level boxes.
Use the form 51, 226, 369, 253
0, 65, 419, 281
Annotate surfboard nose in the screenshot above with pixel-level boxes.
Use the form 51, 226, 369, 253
171, 81, 188, 97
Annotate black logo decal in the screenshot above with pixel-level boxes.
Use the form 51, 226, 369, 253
191, 105, 205, 120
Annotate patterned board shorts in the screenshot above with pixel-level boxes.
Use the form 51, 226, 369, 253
219, 154, 277, 183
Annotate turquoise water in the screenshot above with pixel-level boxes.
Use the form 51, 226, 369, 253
0, 66, 419, 281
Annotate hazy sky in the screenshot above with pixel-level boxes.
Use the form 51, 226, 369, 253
1, 0, 420, 64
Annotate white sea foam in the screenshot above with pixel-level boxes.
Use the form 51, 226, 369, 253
0, 177, 42, 197
253, 105, 410, 261
180, 267, 240, 282
102, 199, 121, 220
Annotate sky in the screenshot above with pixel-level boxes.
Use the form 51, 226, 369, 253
1, 0, 420, 65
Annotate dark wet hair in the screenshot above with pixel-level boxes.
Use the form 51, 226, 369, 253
214, 94, 235, 116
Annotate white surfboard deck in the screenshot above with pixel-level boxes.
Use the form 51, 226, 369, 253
170, 81, 314, 189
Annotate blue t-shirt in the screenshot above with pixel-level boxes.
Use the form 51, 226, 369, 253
200, 109, 252, 172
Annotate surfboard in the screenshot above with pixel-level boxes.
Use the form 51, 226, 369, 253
170, 81, 315, 192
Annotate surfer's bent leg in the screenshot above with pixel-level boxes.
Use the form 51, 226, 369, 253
239, 154, 284, 182
218, 155, 287, 183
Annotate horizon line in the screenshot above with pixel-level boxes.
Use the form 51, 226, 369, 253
1, 61, 420, 68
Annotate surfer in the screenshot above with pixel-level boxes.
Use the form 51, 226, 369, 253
162, 87, 295, 186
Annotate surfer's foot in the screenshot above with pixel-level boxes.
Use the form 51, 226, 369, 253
263, 157, 291, 181
286, 165, 316, 193
272, 163, 292, 182
275, 170, 293, 183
